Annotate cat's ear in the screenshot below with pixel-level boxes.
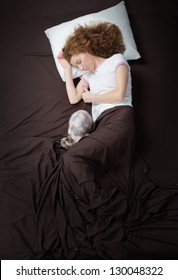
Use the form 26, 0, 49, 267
61, 134, 75, 149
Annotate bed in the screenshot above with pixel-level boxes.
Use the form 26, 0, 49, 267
1, 0, 178, 260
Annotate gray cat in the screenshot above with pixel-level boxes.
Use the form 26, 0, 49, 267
61, 110, 93, 149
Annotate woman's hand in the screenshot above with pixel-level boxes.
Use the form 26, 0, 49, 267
57, 52, 71, 72
82, 87, 94, 103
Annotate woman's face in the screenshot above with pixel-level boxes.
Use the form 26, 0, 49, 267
70, 52, 96, 71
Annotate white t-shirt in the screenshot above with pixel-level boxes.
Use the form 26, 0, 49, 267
81, 53, 132, 121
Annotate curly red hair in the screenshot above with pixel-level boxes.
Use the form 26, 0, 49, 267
62, 22, 125, 62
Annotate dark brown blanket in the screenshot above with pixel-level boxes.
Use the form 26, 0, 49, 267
36, 106, 135, 259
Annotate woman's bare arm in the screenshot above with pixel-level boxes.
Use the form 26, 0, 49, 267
57, 54, 87, 104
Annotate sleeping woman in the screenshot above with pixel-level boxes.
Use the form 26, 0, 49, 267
55, 21, 135, 258
57, 20, 134, 191
58, 21, 134, 156
58, 21, 132, 122
57, 20, 135, 184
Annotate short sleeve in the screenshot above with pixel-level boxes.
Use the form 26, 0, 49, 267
113, 54, 129, 70
80, 75, 89, 87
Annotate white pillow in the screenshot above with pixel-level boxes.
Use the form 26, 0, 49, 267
45, 1, 140, 81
